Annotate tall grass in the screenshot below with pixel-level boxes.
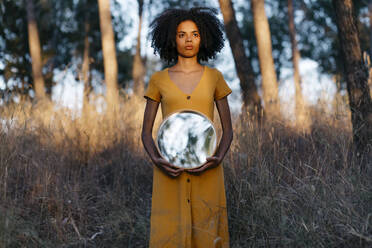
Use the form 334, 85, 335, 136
0, 96, 371, 247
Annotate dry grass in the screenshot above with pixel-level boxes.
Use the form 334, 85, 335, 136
0, 95, 371, 247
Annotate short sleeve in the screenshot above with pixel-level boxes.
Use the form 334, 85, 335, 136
214, 70, 232, 100
144, 74, 161, 102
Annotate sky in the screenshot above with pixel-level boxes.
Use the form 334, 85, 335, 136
0, 0, 338, 117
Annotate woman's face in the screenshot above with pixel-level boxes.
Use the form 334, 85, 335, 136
175, 20, 201, 59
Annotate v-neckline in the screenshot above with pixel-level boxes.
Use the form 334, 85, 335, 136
166, 66, 206, 96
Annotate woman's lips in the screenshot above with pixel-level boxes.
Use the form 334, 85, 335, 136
185, 46, 193, 49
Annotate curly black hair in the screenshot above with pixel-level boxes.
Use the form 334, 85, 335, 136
149, 7, 225, 64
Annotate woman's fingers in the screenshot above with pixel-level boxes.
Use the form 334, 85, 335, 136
167, 168, 183, 178
206, 156, 220, 163
160, 164, 181, 174
160, 161, 183, 172
156, 158, 179, 169
155, 155, 222, 176
155, 156, 222, 176
187, 156, 222, 174
154, 157, 184, 177
158, 164, 181, 177
169, 170, 183, 178
187, 161, 214, 174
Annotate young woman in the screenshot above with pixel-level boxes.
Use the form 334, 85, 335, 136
141, 7, 233, 248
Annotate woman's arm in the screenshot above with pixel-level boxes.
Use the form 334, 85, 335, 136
141, 98, 184, 178
187, 96, 233, 174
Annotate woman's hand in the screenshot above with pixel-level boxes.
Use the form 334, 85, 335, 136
186, 96, 233, 175
142, 99, 184, 178
153, 157, 184, 178
185, 156, 222, 175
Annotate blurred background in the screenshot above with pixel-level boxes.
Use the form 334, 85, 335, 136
0, 0, 371, 247
1, 0, 370, 116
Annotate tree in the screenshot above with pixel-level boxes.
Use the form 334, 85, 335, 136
97, 0, 119, 112
132, 0, 146, 96
0, 0, 30, 102
218, 0, 262, 117
297, 0, 370, 88
369, 3, 372, 59
251, 0, 279, 117
332, 0, 372, 156
0, 0, 131, 106
153, 0, 207, 9
368, 2, 372, 93
0, 0, 63, 102
288, 0, 310, 128
81, 8, 92, 116
26, 0, 46, 99
73, 0, 132, 106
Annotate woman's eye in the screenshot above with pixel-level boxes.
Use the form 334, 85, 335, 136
193, 33, 199, 37
178, 34, 184, 38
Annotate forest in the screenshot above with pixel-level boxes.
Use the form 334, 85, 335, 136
0, 0, 371, 247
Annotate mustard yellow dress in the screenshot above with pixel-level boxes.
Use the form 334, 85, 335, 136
144, 65, 232, 248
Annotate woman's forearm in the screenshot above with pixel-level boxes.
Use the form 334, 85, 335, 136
142, 99, 162, 165
214, 97, 233, 163
214, 129, 233, 162
141, 133, 161, 164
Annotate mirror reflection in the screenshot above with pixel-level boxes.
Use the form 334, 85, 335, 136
156, 111, 217, 169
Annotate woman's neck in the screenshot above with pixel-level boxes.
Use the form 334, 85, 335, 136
171, 56, 203, 72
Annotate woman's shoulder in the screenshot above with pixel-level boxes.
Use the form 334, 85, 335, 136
204, 65, 224, 79
203, 65, 221, 74
149, 68, 168, 82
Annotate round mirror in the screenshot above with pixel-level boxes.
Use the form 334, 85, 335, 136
156, 110, 217, 169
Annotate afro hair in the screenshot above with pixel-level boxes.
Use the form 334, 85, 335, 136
149, 7, 225, 64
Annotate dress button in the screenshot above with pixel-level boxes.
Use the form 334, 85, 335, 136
187, 178, 190, 182
186, 96, 191, 100
187, 199, 190, 203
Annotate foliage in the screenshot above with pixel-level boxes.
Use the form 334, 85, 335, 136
0, 97, 371, 247
0, 0, 132, 103
297, 0, 370, 87
239, 0, 289, 81
238, 0, 370, 89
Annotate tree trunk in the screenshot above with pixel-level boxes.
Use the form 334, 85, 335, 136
332, 0, 372, 156
251, 0, 279, 117
218, 0, 262, 118
26, 0, 46, 100
98, 0, 119, 112
368, 3, 372, 94
369, 3, 372, 60
288, 0, 310, 129
132, 0, 145, 96
82, 19, 92, 117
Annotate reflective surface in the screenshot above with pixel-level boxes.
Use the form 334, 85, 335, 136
156, 111, 217, 169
